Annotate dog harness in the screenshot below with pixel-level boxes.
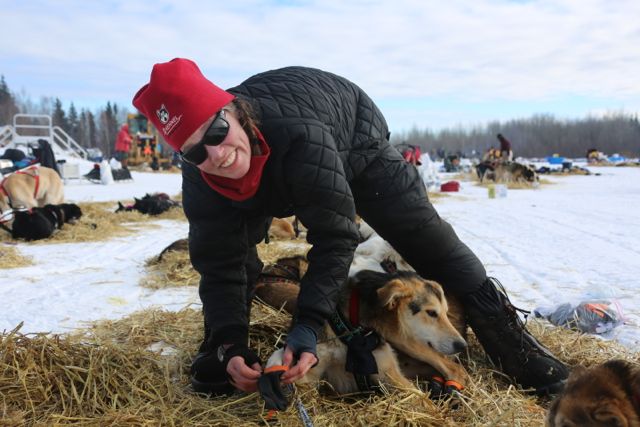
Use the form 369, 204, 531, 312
328, 288, 382, 393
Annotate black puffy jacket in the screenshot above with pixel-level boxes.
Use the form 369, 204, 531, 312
182, 66, 390, 346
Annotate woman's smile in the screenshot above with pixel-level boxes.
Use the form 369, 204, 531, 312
220, 149, 237, 168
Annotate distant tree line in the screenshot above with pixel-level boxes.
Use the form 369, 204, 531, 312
0, 74, 127, 157
392, 113, 640, 159
2, 74, 639, 159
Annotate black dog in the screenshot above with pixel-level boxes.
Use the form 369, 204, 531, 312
58, 203, 83, 223
12, 208, 57, 240
476, 162, 495, 182
42, 203, 83, 227
11, 203, 83, 241
42, 204, 66, 228
116, 193, 180, 216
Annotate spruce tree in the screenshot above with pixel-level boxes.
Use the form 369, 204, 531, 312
0, 75, 19, 125
52, 98, 69, 131
68, 102, 79, 142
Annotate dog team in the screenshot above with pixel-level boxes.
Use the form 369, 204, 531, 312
0, 165, 84, 240
0, 164, 184, 239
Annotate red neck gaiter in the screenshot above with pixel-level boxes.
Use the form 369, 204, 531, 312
200, 130, 271, 201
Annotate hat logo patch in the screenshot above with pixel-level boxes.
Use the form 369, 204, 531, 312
162, 113, 183, 137
156, 104, 170, 124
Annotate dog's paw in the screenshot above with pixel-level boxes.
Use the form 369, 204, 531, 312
425, 375, 464, 400
444, 379, 464, 395
426, 375, 444, 398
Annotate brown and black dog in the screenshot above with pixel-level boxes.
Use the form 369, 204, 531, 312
258, 260, 468, 394
254, 255, 307, 314
547, 359, 640, 427
477, 161, 538, 184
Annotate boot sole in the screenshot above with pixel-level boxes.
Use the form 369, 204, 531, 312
191, 376, 234, 396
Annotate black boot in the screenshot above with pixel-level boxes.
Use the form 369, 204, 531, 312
191, 345, 235, 395
462, 278, 569, 395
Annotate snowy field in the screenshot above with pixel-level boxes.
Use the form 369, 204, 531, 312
1, 161, 638, 350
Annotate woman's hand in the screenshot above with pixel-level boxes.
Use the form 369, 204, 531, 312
280, 347, 318, 384
227, 356, 262, 392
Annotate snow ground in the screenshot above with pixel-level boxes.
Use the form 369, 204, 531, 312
1, 160, 638, 350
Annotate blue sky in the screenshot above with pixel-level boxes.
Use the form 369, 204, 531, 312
1, 0, 639, 132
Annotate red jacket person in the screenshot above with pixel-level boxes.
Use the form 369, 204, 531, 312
114, 124, 133, 168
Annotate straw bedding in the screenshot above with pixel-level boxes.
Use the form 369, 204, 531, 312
142, 236, 311, 290
2, 198, 637, 425
2, 303, 636, 426
2, 236, 638, 426
0, 245, 32, 269
0, 197, 186, 245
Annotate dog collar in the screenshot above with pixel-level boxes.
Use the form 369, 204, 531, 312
48, 208, 59, 224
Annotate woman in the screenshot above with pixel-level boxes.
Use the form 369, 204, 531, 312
133, 58, 568, 396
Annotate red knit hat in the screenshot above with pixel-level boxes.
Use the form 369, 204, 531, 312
132, 58, 235, 151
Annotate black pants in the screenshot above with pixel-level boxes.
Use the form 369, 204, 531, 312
349, 143, 486, 296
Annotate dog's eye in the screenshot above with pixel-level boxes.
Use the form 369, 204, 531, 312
426, 310, 438, 318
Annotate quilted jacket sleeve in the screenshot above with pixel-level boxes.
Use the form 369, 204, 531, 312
181, 163, 252, 347
283, 121, 361, 335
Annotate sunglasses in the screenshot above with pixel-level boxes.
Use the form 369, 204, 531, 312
180, 109, 230, 165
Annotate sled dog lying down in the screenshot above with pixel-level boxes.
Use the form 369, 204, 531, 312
259, 268, 468, 396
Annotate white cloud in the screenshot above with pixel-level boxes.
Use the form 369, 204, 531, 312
1, 0, 639, 129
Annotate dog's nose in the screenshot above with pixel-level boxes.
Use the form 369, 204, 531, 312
453, 339, 467, 354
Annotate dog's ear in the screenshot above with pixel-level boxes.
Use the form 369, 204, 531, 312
631, 365, 640, 416
605, 360, 640, 410
603, 359, 632, 382
422, 279, 445, 303
631, 363, 640, 394
377, 278, 413, 310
